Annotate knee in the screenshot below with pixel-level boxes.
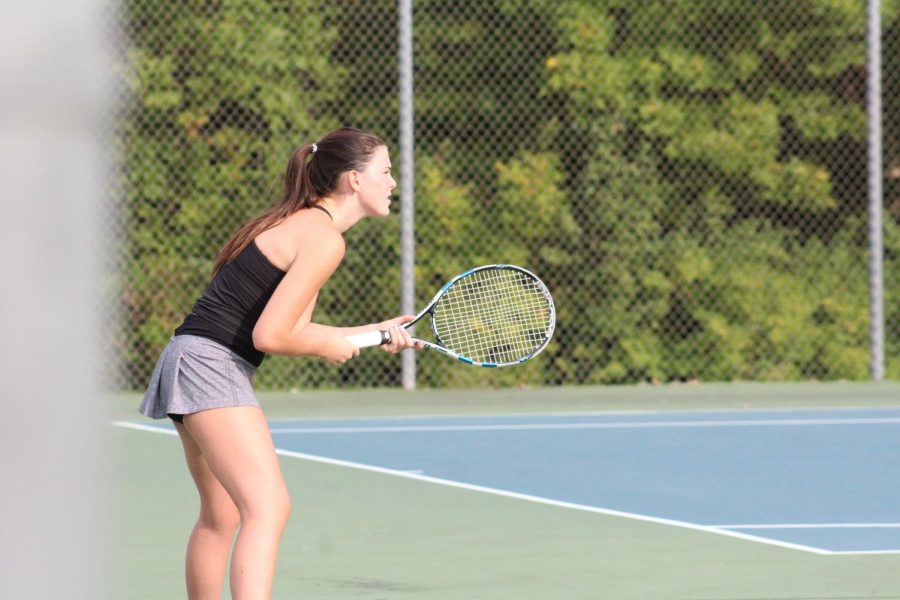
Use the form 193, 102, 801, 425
242, 488, 291, 530
198, 503, 241, 536
268, 488, 292, 529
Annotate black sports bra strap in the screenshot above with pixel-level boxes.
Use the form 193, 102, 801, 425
310, 204, 333, 221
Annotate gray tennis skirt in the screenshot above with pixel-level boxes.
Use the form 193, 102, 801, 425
139, 335, 259, 420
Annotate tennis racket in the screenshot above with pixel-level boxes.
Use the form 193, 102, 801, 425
346, 265, 555, 367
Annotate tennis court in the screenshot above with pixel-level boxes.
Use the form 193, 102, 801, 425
7, 2, 900, 599
112, 382, 900, 599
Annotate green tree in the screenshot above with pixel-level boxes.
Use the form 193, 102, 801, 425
544, 0, 886, 382
122, 0, 896, 389
123, 1, 343, 388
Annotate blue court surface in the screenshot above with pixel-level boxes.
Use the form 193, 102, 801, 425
126, 405, 900, 556
261, 407, 900, 556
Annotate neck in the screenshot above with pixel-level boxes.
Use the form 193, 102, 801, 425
316, 196, 365, 233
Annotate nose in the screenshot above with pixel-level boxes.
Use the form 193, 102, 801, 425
390, 176, 397, 190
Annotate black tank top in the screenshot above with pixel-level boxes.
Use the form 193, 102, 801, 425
175, 240, 286, 367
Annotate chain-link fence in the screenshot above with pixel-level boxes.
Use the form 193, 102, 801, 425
118, 0, 899, 391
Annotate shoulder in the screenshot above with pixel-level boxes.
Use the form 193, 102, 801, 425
285, 214, 345, 270
257, 210, 345, 272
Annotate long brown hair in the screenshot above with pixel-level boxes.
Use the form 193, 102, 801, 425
211, 127, 386, 275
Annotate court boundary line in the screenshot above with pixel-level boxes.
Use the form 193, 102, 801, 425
114, 420, 900, 556
111, 420, 867, 556
263, 404, 900, 424
265, 415, 900, 434
715, 523, 900, 529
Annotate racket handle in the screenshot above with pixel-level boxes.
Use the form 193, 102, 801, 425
346, 329, 392, 348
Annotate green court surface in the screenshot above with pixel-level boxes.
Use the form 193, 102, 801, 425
112, 382, 900, 599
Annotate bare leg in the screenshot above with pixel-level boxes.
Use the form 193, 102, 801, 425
174, 421, 242, 600
182, 407, 291, 600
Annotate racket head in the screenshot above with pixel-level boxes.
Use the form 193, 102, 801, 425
426, 265, 555, 367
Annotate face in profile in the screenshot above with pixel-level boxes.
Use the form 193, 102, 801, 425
355, 145, 396, 217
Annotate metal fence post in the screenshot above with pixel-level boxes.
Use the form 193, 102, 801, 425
398, 0, 416, 389
867, 0, 885, 381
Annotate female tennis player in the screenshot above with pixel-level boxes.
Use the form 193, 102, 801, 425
140, 127, 420, 599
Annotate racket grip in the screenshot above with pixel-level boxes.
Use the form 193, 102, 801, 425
346, 329, 392, 348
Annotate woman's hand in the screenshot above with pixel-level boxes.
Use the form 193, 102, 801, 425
375, 315, 424, 354
317, 335, 360, 364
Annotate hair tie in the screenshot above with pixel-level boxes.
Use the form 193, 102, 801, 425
311, 143, 318, 154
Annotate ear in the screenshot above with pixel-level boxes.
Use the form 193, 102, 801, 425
347, 170, 361, 193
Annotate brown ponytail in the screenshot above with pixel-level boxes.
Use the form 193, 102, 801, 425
211, 127, 386, 275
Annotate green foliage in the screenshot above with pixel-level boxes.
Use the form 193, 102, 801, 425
538, 0, 892, 383
123, 0, 897, 389
122, 0, 343, 386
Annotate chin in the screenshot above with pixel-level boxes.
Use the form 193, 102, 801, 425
365, 205, 390, 218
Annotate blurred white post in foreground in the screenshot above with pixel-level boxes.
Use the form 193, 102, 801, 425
0, 1, 112, 597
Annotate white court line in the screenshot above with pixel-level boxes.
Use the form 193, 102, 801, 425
114, 421, 179, 436
264, 405, 900, 424
113, 420, 833, 555
266, 416, 900, 434
829, 550, 900, 555
113, 420, 900, 556
708, 524, 900, 555
715, 523, 900, 529
266, 409, 663, 423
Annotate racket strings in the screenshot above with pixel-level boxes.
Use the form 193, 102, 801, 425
431, 268, 553, 364
441, 272, 549, 362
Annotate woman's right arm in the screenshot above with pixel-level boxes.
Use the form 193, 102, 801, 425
251, 228, 359, 363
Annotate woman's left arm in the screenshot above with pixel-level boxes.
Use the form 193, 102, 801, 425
296, 305, 419, 352
290, 294, 411, 335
